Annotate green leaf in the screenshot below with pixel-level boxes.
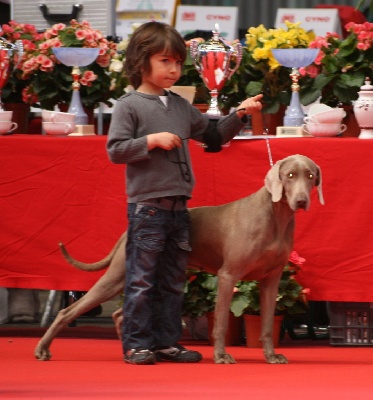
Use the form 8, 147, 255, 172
230, 295, 250, 317
300, 88, 321, 106
246, 81, 263, 96
340, 72, 365, 88
314, 74, 334, 90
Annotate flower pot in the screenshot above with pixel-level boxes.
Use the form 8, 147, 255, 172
4, 102, 30, 134
243, 314, 283, 348
183, 315, 208, 340
341, 105, 360, 137
206, 311, 243, 346
262, 105, 286, 135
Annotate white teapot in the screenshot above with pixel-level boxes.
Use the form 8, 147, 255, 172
353, 78, 373, 139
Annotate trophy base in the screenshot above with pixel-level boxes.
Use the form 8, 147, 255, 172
205, 106, 223, 119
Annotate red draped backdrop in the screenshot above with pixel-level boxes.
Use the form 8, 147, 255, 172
1, 135, 372, 302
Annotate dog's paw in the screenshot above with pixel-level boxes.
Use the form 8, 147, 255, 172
265, 353, 288, 364
214, 353, 236, 364
34, 346, 52, 361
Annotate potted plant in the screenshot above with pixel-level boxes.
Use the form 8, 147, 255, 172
299, 21, 373, 108
0, 21, 43, 104
0, 21, 43, 132
237, 21, 315, 115
231, 251, 308, 347
19, 19, 121, 111
230, 251, 308, 318
183, 251, 308, 346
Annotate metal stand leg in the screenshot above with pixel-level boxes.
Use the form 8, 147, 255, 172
40, 290, 58, 327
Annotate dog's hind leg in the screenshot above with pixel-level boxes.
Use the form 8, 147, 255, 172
112, 307, 123, 340
34, 239, 127, 361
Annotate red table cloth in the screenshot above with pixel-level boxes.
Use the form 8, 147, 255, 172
1, 135, 372, 302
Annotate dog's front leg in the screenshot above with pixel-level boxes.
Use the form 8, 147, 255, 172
260, 273, 288, 364
213, 268, 237, 364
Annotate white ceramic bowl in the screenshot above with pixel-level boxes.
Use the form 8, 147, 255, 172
42, 110, 76, 123
302, 122, 347, 137
0, 120, 18, 134
308, 103, 332, 116
308, 108, 346, 124
43, 121, 76, 136
0, 111, 13, 121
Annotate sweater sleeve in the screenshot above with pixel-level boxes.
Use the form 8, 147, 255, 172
106, 97, 149, 164
190, 106, 247, 152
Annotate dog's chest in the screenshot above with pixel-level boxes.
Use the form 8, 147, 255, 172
240, 247, 290, 281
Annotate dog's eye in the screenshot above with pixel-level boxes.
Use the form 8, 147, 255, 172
288, 173, 294, 178
308, 174, 314, 179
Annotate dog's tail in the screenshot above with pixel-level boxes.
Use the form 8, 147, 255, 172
58, 232, 127, 271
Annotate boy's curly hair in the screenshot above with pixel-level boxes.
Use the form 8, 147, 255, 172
125, 21, 187, 89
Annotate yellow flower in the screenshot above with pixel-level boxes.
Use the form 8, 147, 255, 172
252, 47, 270, 61
245, 20, 313, 51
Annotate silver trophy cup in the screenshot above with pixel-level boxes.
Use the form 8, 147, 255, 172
0, 37, 24, 111
190, 24, 242, 117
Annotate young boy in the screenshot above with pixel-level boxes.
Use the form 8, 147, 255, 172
107, 21, 262, 365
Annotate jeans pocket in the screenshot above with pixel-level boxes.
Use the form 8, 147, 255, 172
136, 236, 165, 253
177, 240, 192, 252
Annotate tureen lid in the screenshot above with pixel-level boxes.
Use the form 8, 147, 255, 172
360, 78, 373, 91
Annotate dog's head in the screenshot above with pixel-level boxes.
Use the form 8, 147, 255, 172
264, 154, 324, 211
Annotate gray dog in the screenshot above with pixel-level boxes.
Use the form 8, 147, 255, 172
35, 154, 324, 364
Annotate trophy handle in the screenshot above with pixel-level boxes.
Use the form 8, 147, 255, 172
226, 42, 242, 80
189, 40, 201, 74
14, 40, 24, 70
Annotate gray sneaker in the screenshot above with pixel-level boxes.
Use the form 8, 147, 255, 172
153, 343, 202, 363
124, 348, 156, 365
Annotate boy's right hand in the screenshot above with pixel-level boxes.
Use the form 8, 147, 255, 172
147, 132, 182, 151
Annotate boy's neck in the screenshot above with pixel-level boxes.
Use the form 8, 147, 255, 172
137, 83, 167, 96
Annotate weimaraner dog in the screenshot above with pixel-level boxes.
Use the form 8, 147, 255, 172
34, 154, 324, 364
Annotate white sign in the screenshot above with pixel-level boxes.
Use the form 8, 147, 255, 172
175, 5, 238, 41
116, 0, 179, 39
275, 8, 342, 37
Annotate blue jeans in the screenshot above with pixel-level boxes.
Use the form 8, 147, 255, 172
122, 201, 191, 353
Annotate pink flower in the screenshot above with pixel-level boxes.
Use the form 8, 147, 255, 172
1, 24, 14, 34
288, 250, 306, 267
97, 53, 111, 68
39, 41, 51, 51
80, 70, 97, 86
22, 86, 38, 104
299, 64, 319, 78
75, 29, 86, 40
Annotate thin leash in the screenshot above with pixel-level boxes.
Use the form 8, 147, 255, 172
263, 128, 274, 167
236, 107, 274, 168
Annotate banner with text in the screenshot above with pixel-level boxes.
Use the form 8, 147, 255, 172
275, 8, 342, 37
175, 5, 238, 41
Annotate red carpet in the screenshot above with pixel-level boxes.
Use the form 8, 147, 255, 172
2, 334, 373, 399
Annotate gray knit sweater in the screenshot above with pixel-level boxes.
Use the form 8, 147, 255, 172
106, 90, 246, 202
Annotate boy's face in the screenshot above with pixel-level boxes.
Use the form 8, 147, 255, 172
141, 51, 183, 94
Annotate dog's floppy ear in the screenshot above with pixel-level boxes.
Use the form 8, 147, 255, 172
315, 164, 325, 205
264, 160, 283, 202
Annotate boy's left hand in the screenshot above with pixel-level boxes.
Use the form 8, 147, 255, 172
236, 94, 263, 119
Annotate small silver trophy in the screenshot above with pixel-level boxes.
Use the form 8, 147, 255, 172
190, 24, 242, 117
0, 37, 24, 111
